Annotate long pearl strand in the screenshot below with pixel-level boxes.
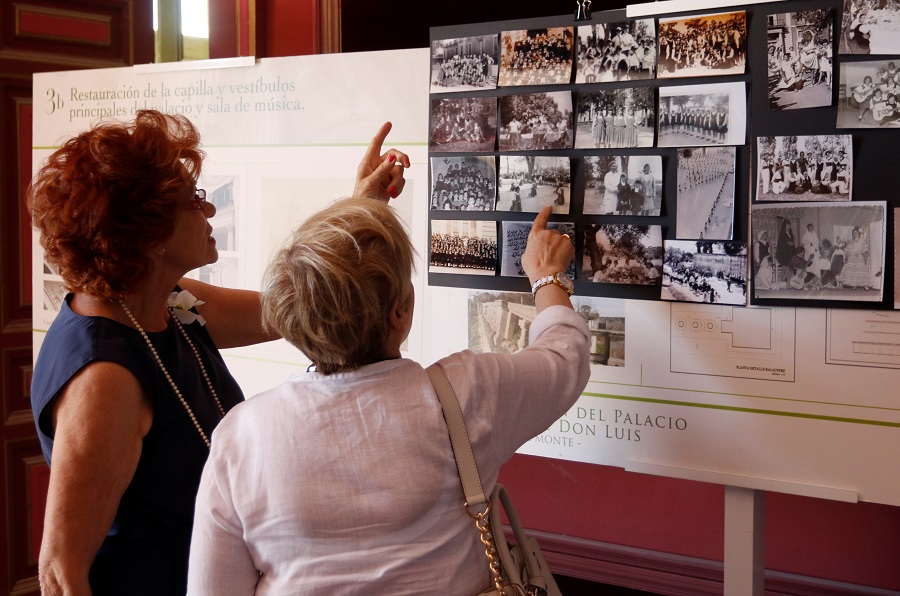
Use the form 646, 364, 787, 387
119, 300, 226, 448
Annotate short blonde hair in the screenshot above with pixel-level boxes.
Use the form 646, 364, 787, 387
262, 197, 415, 374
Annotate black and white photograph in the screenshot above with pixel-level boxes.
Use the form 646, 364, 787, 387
500, 220, 576, 278
429, 156, 497, 211
574, 19, 656, 83
467, 291, 626, 366
751, 201, 886, 302
429, 96, 497, 152
430, 35, 500, 93
574, 88, 656, 149
757, 135, 852, 201
662, 240, 748, 305
840, 0, 900, 55
658, 82, 747, 147
676, 147, 736, 240
498, 27, 575, 86
429, 219, 498, 276
499, 91, 574, 151
837, 60, 900, 128
657, 11, 747, 79
582, 223, 664, 285
767, 9, 834, 111
583, 155, 663, 216
496, 155, 572, 214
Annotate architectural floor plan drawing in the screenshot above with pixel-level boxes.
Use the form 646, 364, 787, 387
826, 309, 900, 369
670, 303, 796, 381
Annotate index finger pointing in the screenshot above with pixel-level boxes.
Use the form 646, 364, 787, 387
363, 121, 392, 163
531, 205, 553, 235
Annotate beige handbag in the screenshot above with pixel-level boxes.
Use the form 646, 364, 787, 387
426, 364, 563, 596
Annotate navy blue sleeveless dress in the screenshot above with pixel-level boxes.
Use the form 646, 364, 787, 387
31, 293, 244, 595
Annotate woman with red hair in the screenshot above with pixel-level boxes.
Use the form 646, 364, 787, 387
28, 110, 407, 595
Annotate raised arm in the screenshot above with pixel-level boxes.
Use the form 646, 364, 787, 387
521, 205, 576, 313
177, 278, 279, 349
352, 121, 410, 201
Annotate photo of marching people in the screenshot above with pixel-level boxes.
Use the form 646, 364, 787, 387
429, 219, 498, 276
751, 201, 886, 302
583, 154, 663, 216
756, 135, 852, 202
658, 82, 747, 147
676, 146, 736, 240
840, 0, 900, 55
429, 35, 500, 93
429, 156, 498, 211
582, 223, 664, 285
662, 240, 748, 305
657, 11, 747, 79
574, 19, 656, 83
837, 59, 900, 128
574, 87, 656, 149
496, 155, 572, 214
498, 91, 574, 151
498, 27, 575, 87
429, 96, 497, 152
767, 9, 834, 111
500, 221, 576, 278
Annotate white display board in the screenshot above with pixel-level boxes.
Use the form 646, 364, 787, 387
31, 47, 900, 508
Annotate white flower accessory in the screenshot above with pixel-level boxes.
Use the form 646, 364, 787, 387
167, 290, 206, 326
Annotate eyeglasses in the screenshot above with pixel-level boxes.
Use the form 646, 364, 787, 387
181, 188, 208, 211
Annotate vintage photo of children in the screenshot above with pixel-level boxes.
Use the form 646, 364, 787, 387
429, 96, 497, 152
429, 219, 498, 276
583, 155, 663, 216
429, 156, 498, 211
657, 11, 747, 79
430, 35, 500, 93
837, 59, 900, 128
582, 224, 663, 285
676, 147, 736, 240
499, 91, 574, 151
500, 221, 576, 278
574, 19, 656, 83
662, 240, 748, 305
840, 0, 900, 55
498, 27, 575, 86
574, 88, 656, 149
767, 9, 834, 111
756, 135, 852, 201
496, 155, 572, 214
751, 201, 886, 302
658, 82, 746, 147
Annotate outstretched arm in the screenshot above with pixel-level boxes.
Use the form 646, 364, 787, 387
353, 121, 410, 201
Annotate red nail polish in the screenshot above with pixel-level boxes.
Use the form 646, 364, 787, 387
387, 186, 396, 196
388, 154, 396, 163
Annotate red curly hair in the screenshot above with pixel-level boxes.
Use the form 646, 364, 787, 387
27, 110, 205, 300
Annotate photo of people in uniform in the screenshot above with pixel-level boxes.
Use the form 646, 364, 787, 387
662, 240, 748, 305
756, 135, 852, 202
429, 96, 497, 152
500, 221, 576, 278
429, 219, 498, 276
429, 156, 498, 211
430, 35, 500, 93
658, 82, 746, 147
496, 155, 572, 214
574, 19, 656, 83
499, 91, 574, 151
498, 27, 575, 86
837, 59, 900, 128
751, 201, 886, 302
840, 0, 900, 55
582, 224, 663, 285
676, 147, 736, 240
583, 155, 663, 216
657, 11, 747, 78
574, 87, 656, 149
767, 9, 834, 111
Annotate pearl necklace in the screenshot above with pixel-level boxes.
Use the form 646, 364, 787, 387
119, 300, 226, 448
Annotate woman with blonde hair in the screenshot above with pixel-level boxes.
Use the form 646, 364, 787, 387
188, 200, 590, 594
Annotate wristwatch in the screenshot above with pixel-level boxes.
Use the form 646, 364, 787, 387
531, 272, 575, 296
